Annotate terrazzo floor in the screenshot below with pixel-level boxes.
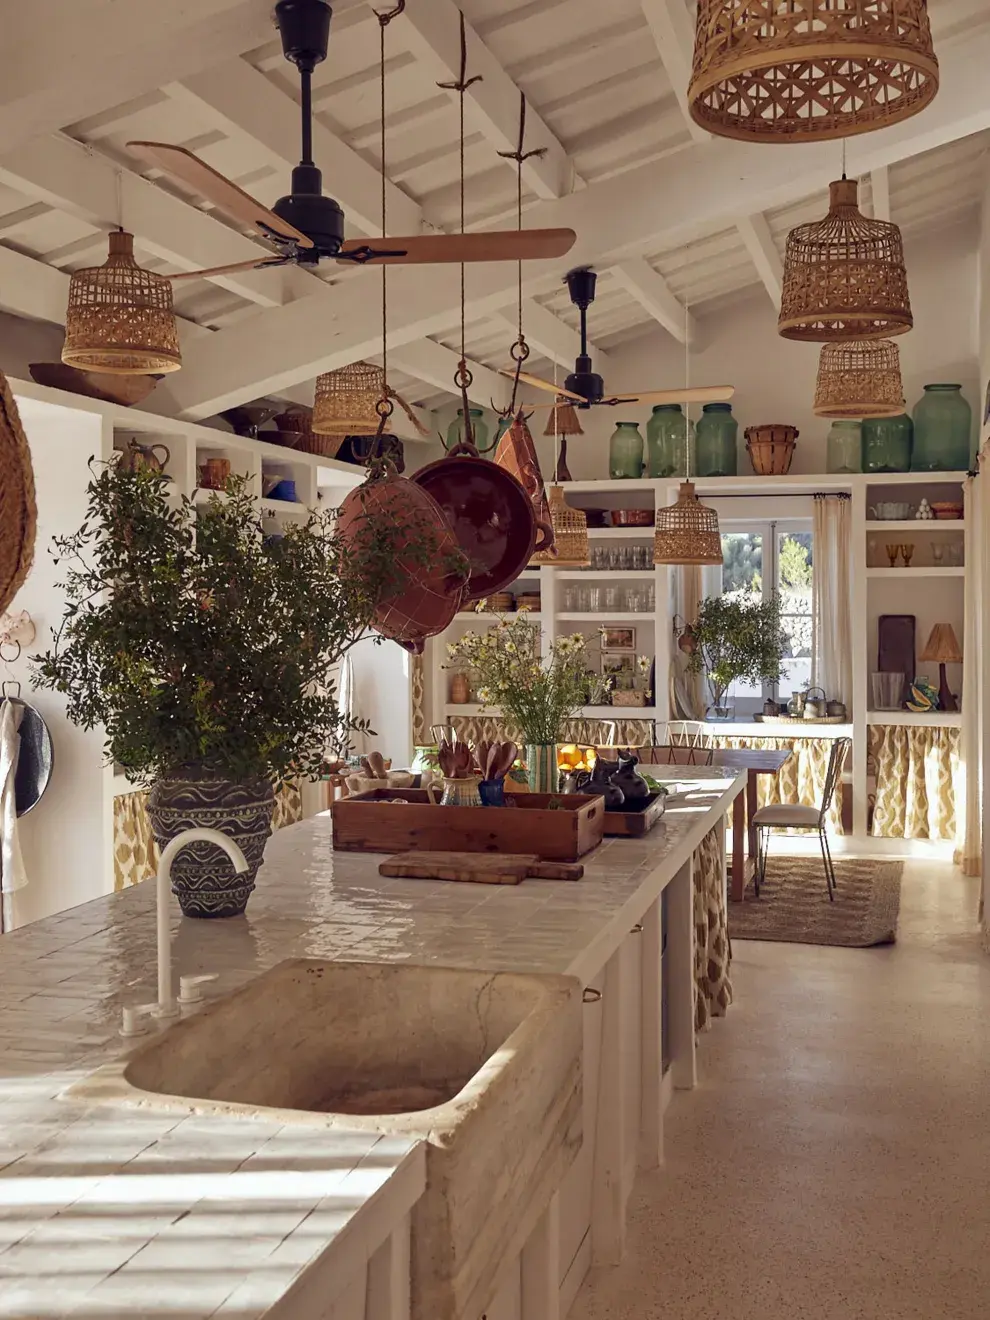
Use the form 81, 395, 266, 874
571, 859, 990, 1320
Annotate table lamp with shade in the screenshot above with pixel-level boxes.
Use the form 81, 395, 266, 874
920, 624, 963, 713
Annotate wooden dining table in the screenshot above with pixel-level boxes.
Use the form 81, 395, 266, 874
711, 747, 793, 901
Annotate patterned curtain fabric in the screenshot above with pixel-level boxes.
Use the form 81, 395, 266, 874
113, 781, 304, 891
694, 826, 731, 1032
448, 714, 654, 749
869, 726, 961, 841
710, 734, 845, 833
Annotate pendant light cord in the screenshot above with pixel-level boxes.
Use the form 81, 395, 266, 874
498, 93, 546, 418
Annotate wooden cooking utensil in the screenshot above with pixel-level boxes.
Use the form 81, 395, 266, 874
378, 852, 584, 885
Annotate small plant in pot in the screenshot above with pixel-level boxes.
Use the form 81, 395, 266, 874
686, 593, 785, 720
34, 462, 432, 918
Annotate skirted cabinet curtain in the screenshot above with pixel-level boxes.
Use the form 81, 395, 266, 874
812, 493, 853, 708
868, 726, 961, 842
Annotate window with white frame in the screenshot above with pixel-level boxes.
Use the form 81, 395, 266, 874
716, 520, 814, 714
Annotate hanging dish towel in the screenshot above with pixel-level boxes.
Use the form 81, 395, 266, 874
0, 699, 27, 894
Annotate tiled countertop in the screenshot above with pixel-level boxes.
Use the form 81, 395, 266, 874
0, 768, 741, 1319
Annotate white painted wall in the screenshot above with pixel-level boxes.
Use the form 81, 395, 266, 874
5, 394, 111, 928
348, 636, 413, 770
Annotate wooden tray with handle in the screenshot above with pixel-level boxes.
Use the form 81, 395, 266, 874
379, 851, 584, 885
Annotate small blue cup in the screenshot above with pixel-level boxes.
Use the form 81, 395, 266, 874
478, 779, 505, 807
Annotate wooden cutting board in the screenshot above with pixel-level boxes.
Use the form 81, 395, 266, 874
378, 851, 584, 885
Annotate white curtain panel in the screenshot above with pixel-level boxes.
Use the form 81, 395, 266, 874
812, 494, 853, 707
958, 473, 982, 882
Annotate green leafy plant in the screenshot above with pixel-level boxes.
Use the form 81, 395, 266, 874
686, 593, 786, 713
446, 610, 589, 745
33, 463, 428, 787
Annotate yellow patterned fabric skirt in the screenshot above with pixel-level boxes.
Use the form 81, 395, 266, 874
694, 826, 732, 1032
708, 735, 844, 834
868, 725, 961, 841
113, 780, 304, 892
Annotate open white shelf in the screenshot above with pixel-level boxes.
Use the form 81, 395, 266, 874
866, 520, 964, 531
866, 711, 963, 727
557, 570, 656, 580
260, 498, 307, 517
445, 704, 658, 719
454, 612, 542, 623
587, 527, 654, 539
866, 567, 964, 578
558, 612, 654, 622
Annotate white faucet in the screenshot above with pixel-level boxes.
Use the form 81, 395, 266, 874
121, 828, 248, 1037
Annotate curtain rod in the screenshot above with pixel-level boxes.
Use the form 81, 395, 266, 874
702, 491, 849, 500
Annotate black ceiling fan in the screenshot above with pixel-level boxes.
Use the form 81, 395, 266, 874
128, 0, 575, 282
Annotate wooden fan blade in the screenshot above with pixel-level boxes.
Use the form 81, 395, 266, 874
498, 367, 588, 403
613, 386, 736, 406
128, 142, 314, 249
338, 229, 576, 266
169, 257, 290, 282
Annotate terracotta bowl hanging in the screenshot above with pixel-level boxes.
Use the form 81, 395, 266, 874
413, 449, 538, 603
337, 468, 468, 653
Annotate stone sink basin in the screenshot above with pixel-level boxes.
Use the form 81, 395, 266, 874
71, 959, 583, 1320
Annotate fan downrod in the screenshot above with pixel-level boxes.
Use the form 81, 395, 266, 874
564, 268, 604, 407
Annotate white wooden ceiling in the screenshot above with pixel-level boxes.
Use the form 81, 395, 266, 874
0, 0, 987, 420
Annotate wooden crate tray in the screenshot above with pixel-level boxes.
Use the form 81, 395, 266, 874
602, 792, 667, 838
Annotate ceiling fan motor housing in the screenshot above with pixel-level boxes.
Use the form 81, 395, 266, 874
275, 0, 332, 72
273, 181, 344, 259
564, 267, 604, 405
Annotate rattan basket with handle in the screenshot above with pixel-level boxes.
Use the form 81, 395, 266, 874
744, 425, 799, 476
0, 371, 36, 615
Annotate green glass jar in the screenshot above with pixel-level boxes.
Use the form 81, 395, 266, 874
826, 420, 863, 474
862, 413, 912, 472
446, 408, 490, 452
912, 385, 972, 471
609, 421, 644, 479
646, 404, 695, 477
695, 403, 738, 477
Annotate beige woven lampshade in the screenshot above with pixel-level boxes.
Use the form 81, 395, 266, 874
542, 398, 584, 437
688, 0, 939, 143
814, 339, 905, 419
779, 179, 912, 341
654, 482, 723, 567
62, 230, 181, 375
532, 486, 590, 567
313, 362, 385, 436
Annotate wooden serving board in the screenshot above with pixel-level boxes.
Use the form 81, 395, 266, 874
378, 851, 584, 885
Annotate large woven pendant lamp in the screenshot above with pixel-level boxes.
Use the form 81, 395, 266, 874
313, 362, 384, 436
688, 1, 939, 143
62, 230, 181, 375
779, 178, 912, 341
814, 339, 905, 419
532, 485, 590, 568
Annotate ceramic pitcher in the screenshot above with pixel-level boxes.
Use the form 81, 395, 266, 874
428, 776, 482, 808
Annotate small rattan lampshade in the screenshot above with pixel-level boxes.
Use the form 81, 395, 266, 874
779, 179, 912, 341
688, 1, 939, 143
532, 486, 590, 568
654, 482, 723, 566
62, 230, 181, 375
313, 362, 385, 436
814, 340, 905, 419
542, 398, 584, 437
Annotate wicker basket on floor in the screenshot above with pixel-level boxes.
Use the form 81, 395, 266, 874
745, 424, 798, 475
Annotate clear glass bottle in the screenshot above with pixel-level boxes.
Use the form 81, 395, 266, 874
912, 385, 972, 471
446, 408, 490, 452
695, 402, 738, 477
826, 420, 863, 473
647, 404, 695, 477
862, 413, 913, 472
609, 421, 644, 479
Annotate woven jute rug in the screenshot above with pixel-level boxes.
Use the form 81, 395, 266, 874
730, 857, 902, 948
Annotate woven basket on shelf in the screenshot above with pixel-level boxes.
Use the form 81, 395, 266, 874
745, 425, 799, 475
0, 372, 36, 615
611, 691, 647, 708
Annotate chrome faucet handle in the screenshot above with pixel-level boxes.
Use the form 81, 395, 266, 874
120, 1002, 158, 1038
179, 973, 219, 1004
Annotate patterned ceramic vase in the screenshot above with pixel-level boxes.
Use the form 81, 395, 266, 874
526, 743, 559, 794
148, 767, 275, 918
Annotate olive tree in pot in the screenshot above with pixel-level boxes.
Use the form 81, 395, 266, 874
686, 593, 785, 720
34, 463, 425, 918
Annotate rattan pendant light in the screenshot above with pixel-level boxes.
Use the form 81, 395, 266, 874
779, 178, 912, 341
313, 361, 384, 436
814, 339, 905, 418
532, 485, 590, 567
61, 230, 181, 375
688, 1, 939, 144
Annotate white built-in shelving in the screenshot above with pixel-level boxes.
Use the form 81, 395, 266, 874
865, 566, 965, 578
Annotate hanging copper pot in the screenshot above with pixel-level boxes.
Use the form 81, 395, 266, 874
413, 433, 540, 603
337, 465, 469, 653
495, 410, 554, 559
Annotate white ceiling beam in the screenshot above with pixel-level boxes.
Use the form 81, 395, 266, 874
378, 0, 578, 200
736, 214, 783, 307
173, 58, 422, 239
609, 258, 697, 345
638, 0, 709, 145
872, 167, 892, 222
491, 301, 610, 372
389, 339, 511, 412
164, 29, 990, 417
0, 134, 295, 308
0, 1, 275, 157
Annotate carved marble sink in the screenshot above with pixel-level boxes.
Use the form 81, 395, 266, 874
71, 959, 583, 1320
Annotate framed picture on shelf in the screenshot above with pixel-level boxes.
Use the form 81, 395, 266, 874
601, 626, 635, 652
602, 652, 635, 677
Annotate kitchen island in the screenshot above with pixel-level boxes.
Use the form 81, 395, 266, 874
0, 767, 743, 1319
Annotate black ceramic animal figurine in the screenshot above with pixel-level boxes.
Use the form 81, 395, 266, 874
589, 756, 625, 810
612, 749, 651, 804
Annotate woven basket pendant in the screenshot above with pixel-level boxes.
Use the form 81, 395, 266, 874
654, 481, 723, 567
689, 1, 939, 144
62, 230, 181, 375
313, 361, 383, 436
779, 179, 912, 342
814, 340, 905, 419
532, 486, 590, 568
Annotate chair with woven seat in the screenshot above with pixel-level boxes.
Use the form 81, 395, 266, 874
753, 737, 851, 902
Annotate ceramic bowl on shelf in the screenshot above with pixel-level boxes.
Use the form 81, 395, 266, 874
29, 362, 160, 407
583, 508, 609, 528
931, 502, 964, 520
610, 509, 654, 527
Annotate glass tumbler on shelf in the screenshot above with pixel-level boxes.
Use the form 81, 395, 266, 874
862, 413, 912, 472
826, 420, 863, 473
584, 586, 600, 613
695, 403, 738, 477
871, 672, 905, 710
609, 422, 645, 479
912, 384, 972, 471
563, 586, 580, 612
602, 586, 621, 612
